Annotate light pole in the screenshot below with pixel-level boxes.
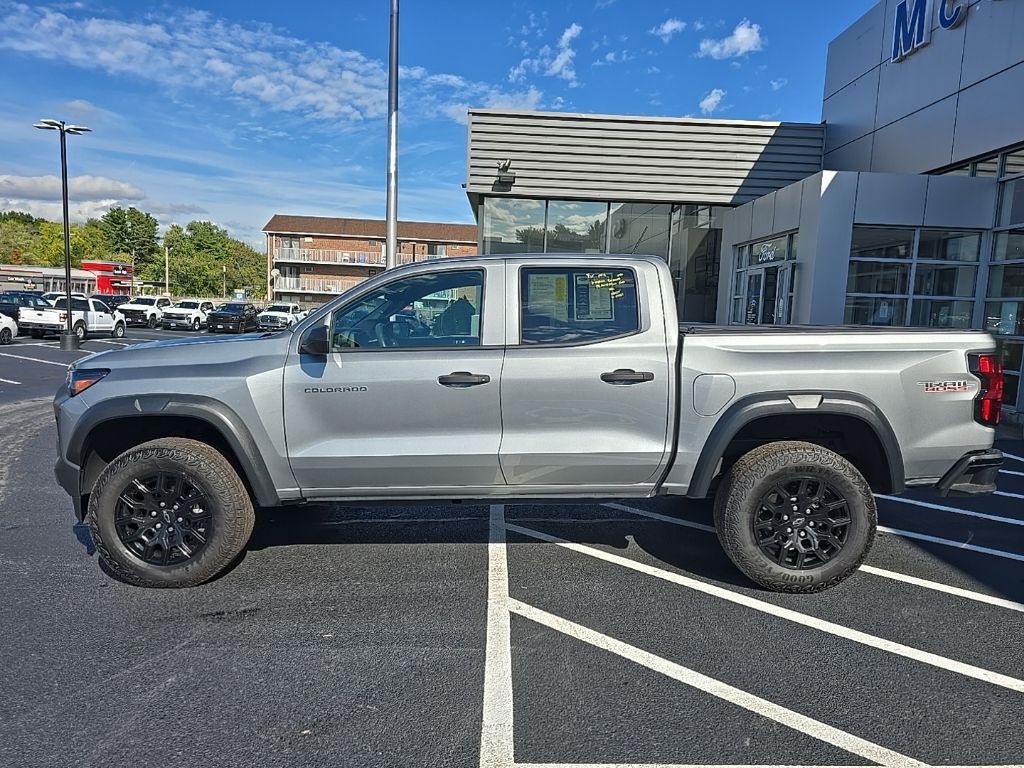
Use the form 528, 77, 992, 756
34, 118, 91, 351
164, 244, 170, 296
384, 0, 399, 269
222, 265, 227, 299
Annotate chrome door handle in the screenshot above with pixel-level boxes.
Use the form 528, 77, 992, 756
600, 369, 654, 385
438, 371, 491, 388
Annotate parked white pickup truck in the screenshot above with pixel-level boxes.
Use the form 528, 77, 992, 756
19, 296, 125, 340
257, 303, 307, 330
161, 300, 216, 331
118, 296, 172, 328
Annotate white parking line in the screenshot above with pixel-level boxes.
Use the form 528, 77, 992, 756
995, 490, 1024, 501
877, 524, 1024, 563
604, 502, 1024, 607
1003, 452, 1024, 464
0, 351, 74, 367
1000, 469, 1024, 477
480, 504, 514, 768
510, 599, 926, 768
90, 339, 130, 346
876, 494, 1024, 527
0, 377, 21, 384
508, 522, 1024, 694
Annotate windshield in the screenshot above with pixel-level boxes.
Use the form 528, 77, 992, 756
218, 303, 246, 313
175, 301, 199, 309
266, 305, 293, 313
131, 297, 156, 306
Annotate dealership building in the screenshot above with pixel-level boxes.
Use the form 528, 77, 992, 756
463, 0, 1024, 416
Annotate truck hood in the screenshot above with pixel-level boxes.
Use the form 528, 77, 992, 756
76, 331, 291, 372
162, 307, 199, 316
119, 303, 160, 312
258, 311, 292, 318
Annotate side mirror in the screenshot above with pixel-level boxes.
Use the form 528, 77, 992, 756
299, 323, 330, 356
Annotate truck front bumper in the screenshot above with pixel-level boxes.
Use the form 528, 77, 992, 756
935, 449, 1002, 497
54, 454, 84, 519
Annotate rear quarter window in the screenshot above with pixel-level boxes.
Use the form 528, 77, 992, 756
519, 266, 640, 345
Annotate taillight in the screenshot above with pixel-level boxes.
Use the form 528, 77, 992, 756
969, 353, 1004, 427
59, 312, 67, 322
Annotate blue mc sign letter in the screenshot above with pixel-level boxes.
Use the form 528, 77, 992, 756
891, 0, 931, 61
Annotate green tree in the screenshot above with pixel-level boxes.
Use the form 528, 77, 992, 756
101, 206, 159, 277
0, 216, 41, 264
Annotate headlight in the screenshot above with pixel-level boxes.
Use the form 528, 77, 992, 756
67, 368, 110, 396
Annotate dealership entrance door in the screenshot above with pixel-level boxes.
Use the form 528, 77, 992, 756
739, 263, 793, 325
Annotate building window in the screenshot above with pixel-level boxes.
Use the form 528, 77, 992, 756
426, 243, 448, 259
730, 233, 797, 325
482, 198, 546, 254
670, 205, 725, 323
545, 201, 608, 253
609, 203, 671, 260
845, 227, 981, 328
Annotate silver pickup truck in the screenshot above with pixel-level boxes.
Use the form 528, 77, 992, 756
53, 255, 1004, 591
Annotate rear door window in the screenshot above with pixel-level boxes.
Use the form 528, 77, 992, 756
519, 267, 640, 345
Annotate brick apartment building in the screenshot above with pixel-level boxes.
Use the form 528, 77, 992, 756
263, 215, 478, 306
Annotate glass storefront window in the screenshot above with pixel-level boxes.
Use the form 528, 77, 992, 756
671, 204, 725, 323
974, 157, 1000, 178
909, 299, 973, 328
844, 297, 907, 326
1003, 149, 1024, 178
984, 301, 1023, 336
988, 265, 1024, 298
917, 230, 980, 261
546, 201, 608, 253
1004, 374, 1021, 408
847, 262, 909, 294
850, 227, 915, 259
913, 264, 977, 296
1000, 340, 1023, 371
609, 203, 671, 260
482, 198, 545, 254
998, 178, 1024, 227
994, 231, 1024, 262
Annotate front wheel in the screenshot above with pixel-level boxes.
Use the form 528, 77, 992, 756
147, 315, 157, 329
713, 441, 876, 593
192, 317, 201, 331
110, 322, 125, 338
87, 438, 256, 588
0, 327, 11, 345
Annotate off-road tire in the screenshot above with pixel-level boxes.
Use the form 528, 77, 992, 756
110, 322, 125, 338
0, 327, 11, 344
713, 440, 876, 593
87, 438, 255, 588
73, 321, 87, 341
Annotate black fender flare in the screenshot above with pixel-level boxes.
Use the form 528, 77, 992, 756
685, 390, 904, 499
67, 394, 281, 507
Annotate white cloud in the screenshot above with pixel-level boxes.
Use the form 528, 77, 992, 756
649, 18, 686, 44
698, 88, 726, 115
770, 77, 788, 91
510, 22, 583, 86
593, 50, 633, 67
647, 65, 661, 74
697, 19, 764, 59
692, 20, 706, 31
440, 85, 543, 125
595, 0, 616, 7
0, 174, 144, 201
0, 3, 532, 126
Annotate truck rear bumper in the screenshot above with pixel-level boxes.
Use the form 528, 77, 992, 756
935, 449, 1002, 497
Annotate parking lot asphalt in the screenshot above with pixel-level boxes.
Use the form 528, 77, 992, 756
0, 330, 1023, 767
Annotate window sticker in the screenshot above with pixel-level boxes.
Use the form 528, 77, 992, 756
527, 273, 569, 322
574, 272, 622, 321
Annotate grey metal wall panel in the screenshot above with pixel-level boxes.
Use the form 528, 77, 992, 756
750, 194, 776, 239
467, 110, 824, 206
730, 202, 753, 246
874, 22, 966, 129
807, 172, 858, 325
923, 177, 998, 229
824, 2, 887, 99
823, 134, 874, 172
772, 181, 803, 233
953, 61, 1024, 163
855, 172, 928, 225
822, 67, 880, 154
960, 0, 1024, 88
870, 95, 957, 173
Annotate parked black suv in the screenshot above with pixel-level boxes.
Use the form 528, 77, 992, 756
90, 294, 130, 310
207, 302, 259, 333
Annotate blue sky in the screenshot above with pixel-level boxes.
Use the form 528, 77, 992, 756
0, 0, 876, 246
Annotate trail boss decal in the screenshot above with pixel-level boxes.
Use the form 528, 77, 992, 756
304, 386, 368, 393
917, 380, 970, 393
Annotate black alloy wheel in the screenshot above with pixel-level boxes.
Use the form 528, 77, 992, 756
0, 327, 11, 344
147, 315, 157, 329
113, 471, 212, 566
752, 477, 851, 570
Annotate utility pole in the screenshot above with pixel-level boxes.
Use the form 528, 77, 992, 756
164, 245, 170, 296
385, 0, 399, 269
222, 265, 227, 299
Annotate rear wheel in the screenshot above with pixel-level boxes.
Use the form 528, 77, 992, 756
87, 438, 255, 588
0, 327, 11, 345
713, 441, 876, 593
73, 321, 87, 341
147, 315, 157, 329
